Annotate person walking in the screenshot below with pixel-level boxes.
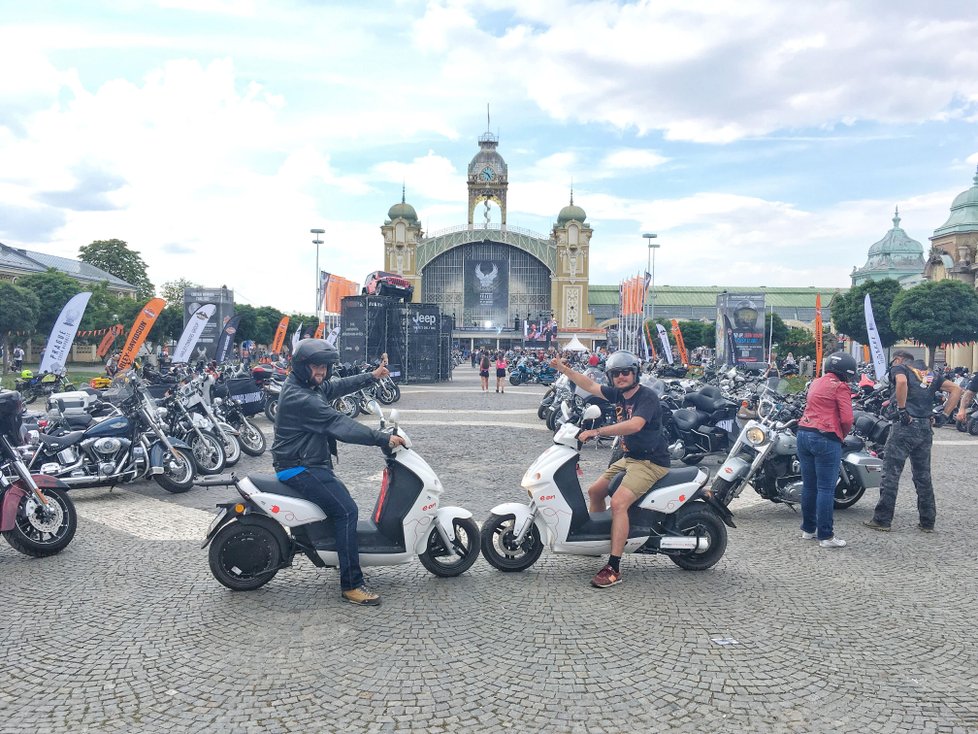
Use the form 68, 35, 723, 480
796, 352, 856, 548
864, 351, 960, 533
12, 345, 24, 371
495, 351, 507, 393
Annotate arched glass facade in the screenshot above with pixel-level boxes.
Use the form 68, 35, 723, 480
421, 241, 551, 328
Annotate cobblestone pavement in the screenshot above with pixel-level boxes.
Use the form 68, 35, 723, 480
3, 366, 978, 733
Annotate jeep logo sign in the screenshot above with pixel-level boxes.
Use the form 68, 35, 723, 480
415, 314, 437, 325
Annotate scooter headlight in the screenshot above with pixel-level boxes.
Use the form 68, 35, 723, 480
745, 426, 768, 446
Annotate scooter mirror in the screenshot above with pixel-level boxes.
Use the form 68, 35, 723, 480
389, 409, 400, 424
365, 399, 383, 418
561, 401, 572, 420
582, 404, 601, 421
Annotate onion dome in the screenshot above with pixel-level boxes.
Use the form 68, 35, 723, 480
557, 189, 586, 224
387, 186, 418, 223
934, 166, 978, 236
865, 207, 924, 263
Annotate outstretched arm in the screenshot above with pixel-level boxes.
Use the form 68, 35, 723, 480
549, 357, 604, 398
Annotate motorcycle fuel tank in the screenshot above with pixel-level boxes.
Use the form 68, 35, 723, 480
84, 416, 132, 439
774, 433, 797, 456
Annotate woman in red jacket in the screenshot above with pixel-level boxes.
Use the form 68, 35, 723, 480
796, 352, 856, 548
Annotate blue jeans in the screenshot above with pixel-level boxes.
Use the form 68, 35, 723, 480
284, 467, 363, 591
796, 430, 842, 540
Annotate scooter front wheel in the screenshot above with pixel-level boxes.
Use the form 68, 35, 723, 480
480, 513, 543, 572
419, 517, 480, 577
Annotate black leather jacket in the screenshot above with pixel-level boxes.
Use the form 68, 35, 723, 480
271, 371, 389, 472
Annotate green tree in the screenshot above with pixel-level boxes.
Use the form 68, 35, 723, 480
782, 326, 817, 358
236, 305, 284, 345
0, 282, 41, 375
830, 278, 903, 347
764, 312, 789, 348
891, 280, 978, 366
160, 278, 201, 304
16, 269, 83, 340
148, 303, 185, 344
78, 239, 155, 299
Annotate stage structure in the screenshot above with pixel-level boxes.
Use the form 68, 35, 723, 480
183, 287, 234, 360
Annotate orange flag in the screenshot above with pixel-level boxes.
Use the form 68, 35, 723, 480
671, 319, 689, 366
314, 322, 326, 339
96, 324, 124, 359
814, 293, 824, 377
118, 298, 166, 372
270, 316, 290, 354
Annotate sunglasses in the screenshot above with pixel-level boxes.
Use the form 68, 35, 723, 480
608, 368, 633, 378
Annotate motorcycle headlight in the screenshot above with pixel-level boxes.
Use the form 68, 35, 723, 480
745, 426, 768, 446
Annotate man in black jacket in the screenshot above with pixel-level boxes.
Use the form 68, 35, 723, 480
271, 339, 405, 606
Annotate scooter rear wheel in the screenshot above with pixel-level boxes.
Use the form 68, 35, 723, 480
667, 504, 727, 571
209, 522, 282, 591
480, 513, 543, 572
419, 517, 480, 577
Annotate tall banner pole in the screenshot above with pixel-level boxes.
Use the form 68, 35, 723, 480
656, 323, 674, 364
118, 298, 167, 372
215, 314, 242, 364
864, 294, 887, 380
671, 319, 688, 366
291, 322, 304, 354
644, 321, 658, 360
40, 291, 92, 375
814, 294, 824, 377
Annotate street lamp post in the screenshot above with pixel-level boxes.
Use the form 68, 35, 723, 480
643, 233, 658, 353
311, 228, 325, 322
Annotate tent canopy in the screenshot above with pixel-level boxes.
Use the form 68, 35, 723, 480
562, 337, 588, 352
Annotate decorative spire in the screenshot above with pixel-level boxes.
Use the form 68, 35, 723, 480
569, 185, 574, 206
401, 183, 406, 204
892, 206, 901, 229
973, 164, 978, 186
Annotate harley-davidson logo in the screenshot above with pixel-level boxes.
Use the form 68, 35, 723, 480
143, 308, 157, 319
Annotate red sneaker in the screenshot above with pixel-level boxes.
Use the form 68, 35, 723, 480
590, 564, 622, 588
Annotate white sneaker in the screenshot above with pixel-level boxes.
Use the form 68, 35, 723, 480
819, 537, 847, 548
801, 531, 817, 540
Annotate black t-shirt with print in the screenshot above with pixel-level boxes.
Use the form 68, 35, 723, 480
600, 383, 670, 467
890, 363, 937, 419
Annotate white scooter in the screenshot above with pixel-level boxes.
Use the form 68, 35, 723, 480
481, 403, 736, 573
200, 402, 480, 590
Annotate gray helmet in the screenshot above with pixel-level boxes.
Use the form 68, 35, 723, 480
825, 351, 856, 382
292, 338, 340, 385
605, 350, 640, 387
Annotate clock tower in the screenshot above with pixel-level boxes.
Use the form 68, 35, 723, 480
467, 130, 508, 230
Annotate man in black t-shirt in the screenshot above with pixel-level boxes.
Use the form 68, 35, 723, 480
954, 371, 978, 425
864, 351, 959, 533
550, 351, 670, 589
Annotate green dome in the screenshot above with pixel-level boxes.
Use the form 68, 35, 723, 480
388, 187, 418, 223
557, 191, 586, 224
933, 166, 978, 236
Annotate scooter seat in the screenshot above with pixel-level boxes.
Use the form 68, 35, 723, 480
38, 430, 85, 451
607, 465, 700, 498
247, 473, 309, 499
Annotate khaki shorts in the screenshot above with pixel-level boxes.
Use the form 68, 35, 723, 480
600, 458, 670, 498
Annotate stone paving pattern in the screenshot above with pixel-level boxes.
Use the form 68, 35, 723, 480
2, 367, 978, 733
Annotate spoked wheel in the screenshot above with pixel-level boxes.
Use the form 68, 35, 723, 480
833, 478, 866, 510
419, 517, 480, 577
189, 431, 226, 475
208, 522, 283, 591
154, 446, 194, 493
1, 487, 77, 557
333, 396, 361, 418
217, 426, 241, 467
509, 374, 522, 386
377, 381, 400, 405
480, 513, 544, 572
667, 504, 727, 571
21, 389, 37, 405
236, 419, 266, 457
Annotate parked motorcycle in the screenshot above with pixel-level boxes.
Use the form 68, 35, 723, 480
14, 372, 75, 405
481, 403, 735, 573
200, 401, 480, 590
711, 388, 882, 510
666, 385, 741, 464
25, 374, 197, 493
0, 389, 78, 556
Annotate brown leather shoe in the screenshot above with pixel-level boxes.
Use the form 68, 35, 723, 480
342, 586, 381, 606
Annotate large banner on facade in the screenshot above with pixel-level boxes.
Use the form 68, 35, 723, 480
464, 259, 509, 317
40, 291, 92, 375
715, 293, 766, 367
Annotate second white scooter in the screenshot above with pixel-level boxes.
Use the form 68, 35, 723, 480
481, 404, 736, 573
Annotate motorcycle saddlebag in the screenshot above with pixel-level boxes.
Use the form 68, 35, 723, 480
228, 378, 264, 416
0, 390, 24, 444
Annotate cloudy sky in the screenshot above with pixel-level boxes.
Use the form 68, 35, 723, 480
2, 0, 978, 313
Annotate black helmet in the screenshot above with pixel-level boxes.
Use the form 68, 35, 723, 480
825, 351, 856, 382
605, 350, 640, 387
292, 338, 340, 385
